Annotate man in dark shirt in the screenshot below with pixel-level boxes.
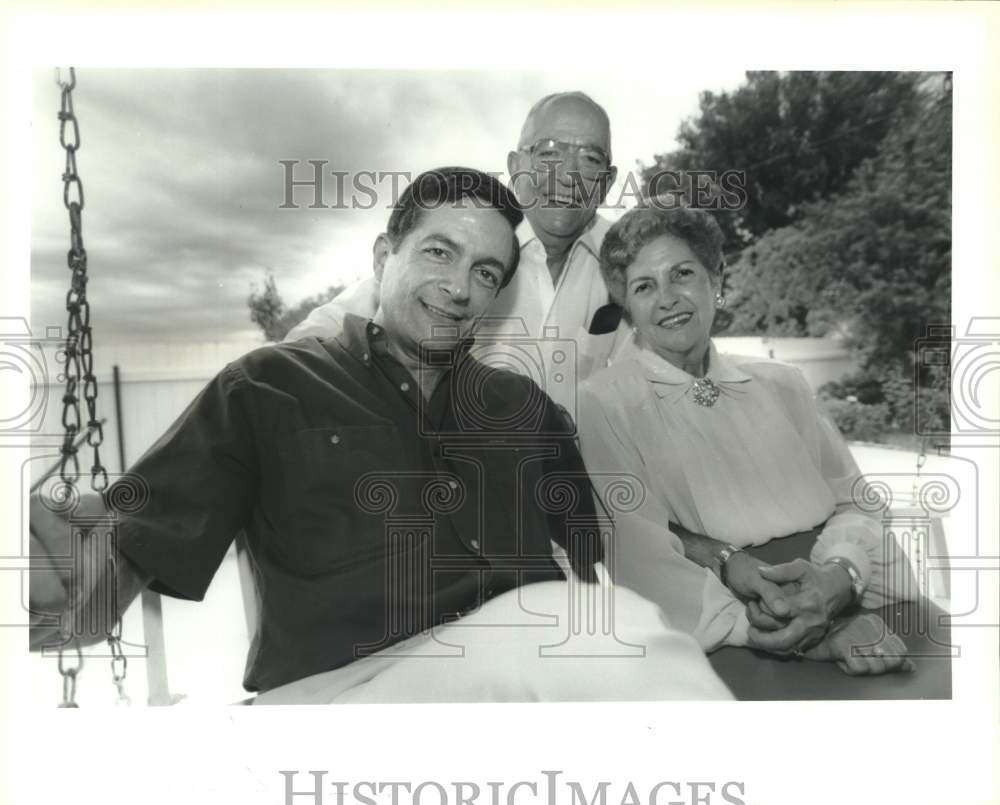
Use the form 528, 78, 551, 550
29, 167, 731, 701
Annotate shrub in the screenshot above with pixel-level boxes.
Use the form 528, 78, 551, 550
820, 398, 892, 443
819, 364, 951, 448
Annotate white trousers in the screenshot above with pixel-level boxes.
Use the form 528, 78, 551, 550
253, 581, 733, 704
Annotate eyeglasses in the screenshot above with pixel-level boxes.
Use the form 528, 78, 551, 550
521, 139, 611, 180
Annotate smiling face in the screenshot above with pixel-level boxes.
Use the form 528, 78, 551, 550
508, 95, 617, 245
372, 203, 515, 360
624, 234, 719, 375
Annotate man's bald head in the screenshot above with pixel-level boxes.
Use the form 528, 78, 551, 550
509, 91, 617, 249
517, 91, 613, 161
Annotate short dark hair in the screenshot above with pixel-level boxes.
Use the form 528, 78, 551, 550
386, 167, 523, 288
600, 204, 725, 309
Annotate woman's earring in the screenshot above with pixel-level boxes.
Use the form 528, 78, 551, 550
715, 293, 726, 309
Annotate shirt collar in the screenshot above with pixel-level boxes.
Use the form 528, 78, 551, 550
517, 213, 607, 258
335, 313, 373, 363
633, 339, 752, 388
336, 313, 475, 367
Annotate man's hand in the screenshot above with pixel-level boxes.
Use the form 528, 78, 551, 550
721, 552, 790, 619
28, 491, 145, 651
28, 492, 83, 649
804, 613, 914, 676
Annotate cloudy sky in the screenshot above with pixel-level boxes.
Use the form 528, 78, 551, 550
30, 68, 747, 344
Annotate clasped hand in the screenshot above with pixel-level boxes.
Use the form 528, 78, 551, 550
728, 556, 912, 675
723, 555, 851, 654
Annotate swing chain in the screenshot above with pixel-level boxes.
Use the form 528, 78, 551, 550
56, 66, 108, 495
109, 635, 131, 706
57, 638, 83, 708
107, 549, 130, 706
911, 437, 928, 507
53, 68, 123, 708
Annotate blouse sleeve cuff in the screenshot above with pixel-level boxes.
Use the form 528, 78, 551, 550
695, 569, 751, 651
728, 609, 750, 647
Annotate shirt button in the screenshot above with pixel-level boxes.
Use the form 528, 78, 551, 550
469, 538, 480, 551
362, 352, 370, 362
400, 382, 410, 392
329, 434, 340, 445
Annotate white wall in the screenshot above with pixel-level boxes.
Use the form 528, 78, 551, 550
716, 336, 857, 390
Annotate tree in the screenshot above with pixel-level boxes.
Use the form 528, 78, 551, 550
726, 75, 951, 360
641, 71, 923, 253
724, 74, 952, 439
248, 271, 346, 342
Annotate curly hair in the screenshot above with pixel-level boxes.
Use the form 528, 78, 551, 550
600, 204, 725, 309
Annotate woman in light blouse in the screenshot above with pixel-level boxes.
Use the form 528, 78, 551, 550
578, 203, 916, 675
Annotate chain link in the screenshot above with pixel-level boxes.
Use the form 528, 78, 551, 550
57, 66, 108, 494
57, 638, 83, 708
911, 437, 928, 507
106, 548, 130, 705
53, 68, 122, 707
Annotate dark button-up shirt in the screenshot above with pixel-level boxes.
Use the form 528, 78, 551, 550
117, 315, 601, 692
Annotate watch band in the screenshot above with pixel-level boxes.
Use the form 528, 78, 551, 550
824, 556, 865, 604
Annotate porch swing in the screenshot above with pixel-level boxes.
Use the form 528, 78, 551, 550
40, 68, 259, 707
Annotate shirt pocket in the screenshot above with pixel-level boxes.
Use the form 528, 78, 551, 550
269, 424, 416, 573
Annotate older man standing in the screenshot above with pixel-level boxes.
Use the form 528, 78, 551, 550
288, 92, 627, 414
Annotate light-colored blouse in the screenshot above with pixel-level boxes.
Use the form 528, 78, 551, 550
577, 340, 917, 651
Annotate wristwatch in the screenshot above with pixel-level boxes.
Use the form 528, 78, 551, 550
715, 543, 744, 588
824, 556, 865, 605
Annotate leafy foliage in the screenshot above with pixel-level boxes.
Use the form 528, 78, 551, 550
820, 397, 892, 444
641, 71, 923, 251
644, 71, 952, 445
248, 272, 345, 342
726, 77, 951, 353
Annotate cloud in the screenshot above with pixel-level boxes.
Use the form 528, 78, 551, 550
30, 68, 744, 345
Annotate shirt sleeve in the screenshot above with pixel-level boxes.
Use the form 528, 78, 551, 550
781, 369, 920, 606
576, 383, 750, 651
114, 363, 259, 601
284, 276, 380, 340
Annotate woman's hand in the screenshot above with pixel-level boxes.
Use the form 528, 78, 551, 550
759, 557, 854, 619
745, 558, 854, 652
720, 552, 790, 618
804, 613, 914, 676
